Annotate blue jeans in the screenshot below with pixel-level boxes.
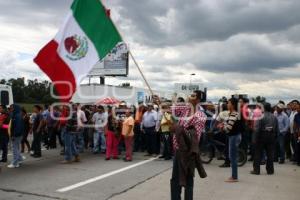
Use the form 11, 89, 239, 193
278, 134, 285, 161
76, 129, 85, 153
229, 134, 241, 179
12, 136, 23, 166
94, 130, 106, 153
61, 127, 66, 144
64, 132, 79, 161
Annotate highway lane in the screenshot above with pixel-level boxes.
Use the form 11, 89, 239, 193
0, 149, 172, 200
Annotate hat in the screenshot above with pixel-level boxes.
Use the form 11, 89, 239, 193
147, 103, 154, 107
119, 101, 127, 106
277, 103, 285, 109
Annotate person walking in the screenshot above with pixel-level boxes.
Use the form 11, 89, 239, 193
251, 103, 279, 175
122, 108, 135, 162
141, 104, 158, 157
275, 103, 290, 164
7, 104, 25, 168
219, 98, 243, 182
0, 105, 10, 163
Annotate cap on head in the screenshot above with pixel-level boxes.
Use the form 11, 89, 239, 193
277, 103, 285, 109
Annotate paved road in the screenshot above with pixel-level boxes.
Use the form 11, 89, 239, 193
0, 149, 299, 200
0, 149, 172, 200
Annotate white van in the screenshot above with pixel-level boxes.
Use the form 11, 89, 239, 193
0, 84, 14, 106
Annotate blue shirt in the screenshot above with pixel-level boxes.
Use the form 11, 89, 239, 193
142, 110, 158, 128
275, 112, 289, 135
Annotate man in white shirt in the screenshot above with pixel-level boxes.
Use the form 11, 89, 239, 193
92, 105, 108, 154
141, 104, 158, 156
275, 104, 290, 164
76, 103, 87, 153
289, 100, 299, 161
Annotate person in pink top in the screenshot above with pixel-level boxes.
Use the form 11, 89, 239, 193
122, 108, 135, 162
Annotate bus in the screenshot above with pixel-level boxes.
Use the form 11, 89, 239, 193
0, 84, 14, 106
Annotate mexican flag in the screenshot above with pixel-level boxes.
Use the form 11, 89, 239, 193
34, 0, 122, 102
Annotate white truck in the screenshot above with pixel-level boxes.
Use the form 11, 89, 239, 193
0, 84, 14, 106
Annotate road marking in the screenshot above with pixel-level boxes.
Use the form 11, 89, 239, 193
56, 157, 158, 193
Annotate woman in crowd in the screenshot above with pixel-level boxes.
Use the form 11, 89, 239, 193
122, 108, 134, 162
218, 98, 243, 182
106, 106, 119, 160
0, 105, 10, 163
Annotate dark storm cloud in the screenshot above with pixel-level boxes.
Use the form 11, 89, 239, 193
111, 0, 300, 47
0, 0, 72, 27
103, 0, 300, 74
141, 34, 300, 73
195, 36, 300, 73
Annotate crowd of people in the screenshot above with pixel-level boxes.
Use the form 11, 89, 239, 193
0, 93, 299, 191
0, 101, 175, 168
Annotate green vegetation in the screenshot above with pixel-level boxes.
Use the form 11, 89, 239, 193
1, 78, 57, 105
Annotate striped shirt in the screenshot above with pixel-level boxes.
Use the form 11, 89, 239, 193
224, 111, 241, 136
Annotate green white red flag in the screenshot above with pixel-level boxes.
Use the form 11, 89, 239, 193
34, 0, 122, 102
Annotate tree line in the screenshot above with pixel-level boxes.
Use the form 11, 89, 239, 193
0, 78, 56, 104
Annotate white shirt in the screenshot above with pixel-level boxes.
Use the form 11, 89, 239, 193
216, 111, 229, 123
156, 110, 163, 132
92, 112, 108, 132
289, 111, 298, 134
77, 109, 87, 128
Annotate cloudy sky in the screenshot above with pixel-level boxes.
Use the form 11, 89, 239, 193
1, 0, 300, 102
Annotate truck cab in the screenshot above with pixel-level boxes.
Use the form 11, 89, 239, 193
0, 84, 14, 106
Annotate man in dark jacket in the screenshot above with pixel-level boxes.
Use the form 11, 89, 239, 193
171, 90, 207, 200
7, 104, 25, 168
251, 103, 279, 175
31, 105, 43, 158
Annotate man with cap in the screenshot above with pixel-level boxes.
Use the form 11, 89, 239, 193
275, 103, 290, 164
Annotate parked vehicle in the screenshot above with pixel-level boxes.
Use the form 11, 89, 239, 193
0, 84, 14, 106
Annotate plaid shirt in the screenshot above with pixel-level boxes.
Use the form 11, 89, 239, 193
172, 105, 207, 150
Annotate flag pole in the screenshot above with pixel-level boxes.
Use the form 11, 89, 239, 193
101, 0, 154, 96
129, 51, 154, 96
